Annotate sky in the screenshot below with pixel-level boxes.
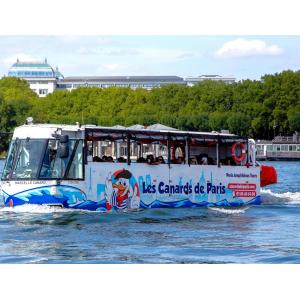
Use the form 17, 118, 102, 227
0, 35, 300, 81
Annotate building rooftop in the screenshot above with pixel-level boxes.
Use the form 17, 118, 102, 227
11, 62, 52, 69
60, 76, 184, 83
8, 58, 63, 79
185, 74, 236, 80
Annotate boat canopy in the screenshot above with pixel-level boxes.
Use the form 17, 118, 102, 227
84, 126, 246, 144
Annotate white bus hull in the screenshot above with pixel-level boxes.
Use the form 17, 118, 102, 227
1, 163, 261, 210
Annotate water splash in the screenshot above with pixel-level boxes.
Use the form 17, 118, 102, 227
261, 189, 300, 205
208, 206, 248, 214
0, 204, 85, 214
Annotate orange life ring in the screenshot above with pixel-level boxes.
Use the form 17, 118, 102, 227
231, 142, 246, 163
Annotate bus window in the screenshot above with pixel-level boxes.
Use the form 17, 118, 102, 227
137, 142, 167, 164
66, 140, 83, 179
39, 139, 76, 179
2, 139, 19, 179
11, 139, 47, 179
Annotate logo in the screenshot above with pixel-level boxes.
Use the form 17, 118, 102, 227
105, 169, 140, 210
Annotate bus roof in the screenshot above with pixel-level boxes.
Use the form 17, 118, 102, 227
13, 123, 245, 142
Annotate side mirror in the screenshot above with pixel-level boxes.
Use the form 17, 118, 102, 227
59, 135, 69, 158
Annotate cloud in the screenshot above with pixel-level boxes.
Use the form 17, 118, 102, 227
103, 48, 142, 56
58, 36, 115, 46
2, 53, 41, 65
102, 63, 121, 71
215, 38, 283, 58
76, 46, 195, 61
175, 51, 195, 59
75, 47, 141, 56
98, 63, 152, 75
139, 48, 196, 62
76, 47, 92, 54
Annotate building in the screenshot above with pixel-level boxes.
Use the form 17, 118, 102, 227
57, 75, 185, 91
184, 74, 236, 86
7, 58, 63, 97
7, 58, 236, 97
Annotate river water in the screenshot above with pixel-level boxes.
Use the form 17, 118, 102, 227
0, 160, 299, 263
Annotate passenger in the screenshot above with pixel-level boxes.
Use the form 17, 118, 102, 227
117, 157, 126, 163
196, 154, 208, 165
156, 156, 165, 164
189, 157, 198, 165
222, 158, 231, 166
137, 157, 146, 163
93, 156, 103, 162
208, 157, 215, 165
49, 148, 57, 165
146, 154, 154, 164
201, 156, 208, 165
146, 154, 159, 165
48, 148, 66, 177
46, 148, 60, 173
195, 155, 202, 165
107, 156, 114, 162
102, 155, 108, 162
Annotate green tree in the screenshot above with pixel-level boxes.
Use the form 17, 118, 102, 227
288, 106, 300, 132
227, 112, 251, 136
208, 111, 229, 131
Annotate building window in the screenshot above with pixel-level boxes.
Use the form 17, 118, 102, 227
115, 84, 129, 87
57, 84, 72, 89
102, 84, 115, 88
88, 84, 102, 87
120, 147, 127, 156
39, 89, 48, 95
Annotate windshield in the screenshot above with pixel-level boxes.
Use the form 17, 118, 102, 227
2, 139, 46, 179
2, 138, 84, 180
2, 139, 20, 179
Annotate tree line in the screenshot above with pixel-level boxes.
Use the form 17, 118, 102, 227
0, 70, 299, 153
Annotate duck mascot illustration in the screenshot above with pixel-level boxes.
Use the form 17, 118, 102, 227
105, 169, 140, 211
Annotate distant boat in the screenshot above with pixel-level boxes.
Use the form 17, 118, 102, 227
256, 132, 300, 161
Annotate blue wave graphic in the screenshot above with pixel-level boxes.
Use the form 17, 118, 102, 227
140, 199, 209, 209
3, 185, 261, 210
140, 196, 261, 209
4, 185, 86, 207
71, 199, 107, 211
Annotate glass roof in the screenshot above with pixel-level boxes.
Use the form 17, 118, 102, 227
8, 60, 63, 79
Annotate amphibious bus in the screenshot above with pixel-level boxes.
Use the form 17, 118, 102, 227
0, 121, 277, 211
